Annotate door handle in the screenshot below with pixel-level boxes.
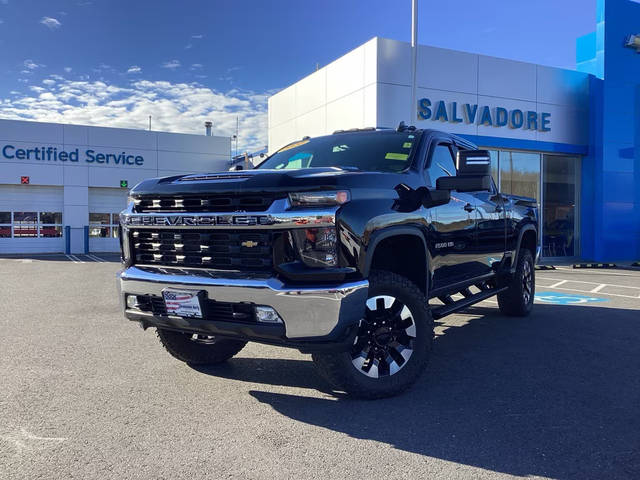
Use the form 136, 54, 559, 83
464, 203, 475, 212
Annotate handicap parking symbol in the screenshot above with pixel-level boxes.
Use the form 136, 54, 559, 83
535, 291, 608, 305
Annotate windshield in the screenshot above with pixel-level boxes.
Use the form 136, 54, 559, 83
258, 130, 421, 173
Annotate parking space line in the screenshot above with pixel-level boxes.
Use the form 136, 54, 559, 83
548, 280, 568, 288
542, 285, 640, 300
87, 254, 105, 262
69, 254, 85, 263
553, 267, 640, 277
590, 284, 607, 293
538, 276, 640, 291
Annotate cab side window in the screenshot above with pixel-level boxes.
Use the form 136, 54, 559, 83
426, 144, 456, 187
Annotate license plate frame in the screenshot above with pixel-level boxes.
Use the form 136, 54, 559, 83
162, 288, 205, 318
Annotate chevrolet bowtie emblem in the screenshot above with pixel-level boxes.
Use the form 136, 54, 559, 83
241, 240, 259, 248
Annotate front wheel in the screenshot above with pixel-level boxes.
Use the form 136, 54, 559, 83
312, 270, 433, 399
497, 248, 535, 317
157, 329, 247, 365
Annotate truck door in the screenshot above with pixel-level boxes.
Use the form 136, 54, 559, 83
469, 183, 507, 275
424, 142, 480, 289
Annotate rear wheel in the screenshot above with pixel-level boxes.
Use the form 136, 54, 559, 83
312, 270, 433, 399
156, 329, 247, 365
497, 248, 535, 316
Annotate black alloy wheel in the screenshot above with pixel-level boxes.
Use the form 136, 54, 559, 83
351, 295, 417, 378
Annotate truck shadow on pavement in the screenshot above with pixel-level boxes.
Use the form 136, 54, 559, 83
233, 303, 638, 480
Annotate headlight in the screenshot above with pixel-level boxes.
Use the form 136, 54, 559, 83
289, 190, 350, 208
290, 227, 338, 267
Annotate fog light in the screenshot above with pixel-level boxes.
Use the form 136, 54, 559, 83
255, 306, 283, 324
126, 295, 139, 309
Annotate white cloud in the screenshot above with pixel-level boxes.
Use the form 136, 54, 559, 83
40, 17, 62, 29
127, 65, 142, 74
184, 43, 193, 50
42, 79, 56, 86
191, 34, 203, 39
23, 59, 41, 70
0, 78, 270, 153
190, 63, 203, 70
64, 67, 72, 73
162, 60, 181, 70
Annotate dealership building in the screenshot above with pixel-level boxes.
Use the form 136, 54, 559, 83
0, 119, 230, 254
269, 0, 640, 263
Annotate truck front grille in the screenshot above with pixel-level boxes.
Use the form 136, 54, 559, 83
134, 194, 277, 213
131, 229, 273, 270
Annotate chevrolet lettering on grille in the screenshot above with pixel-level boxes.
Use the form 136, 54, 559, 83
125, 215, 273, 226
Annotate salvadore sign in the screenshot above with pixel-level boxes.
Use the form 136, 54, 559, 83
418, 98, 551, 132
1, 145, 145, 166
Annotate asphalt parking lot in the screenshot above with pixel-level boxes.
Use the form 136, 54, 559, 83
0, 257, 638, 480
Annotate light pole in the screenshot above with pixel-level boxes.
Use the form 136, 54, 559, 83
410, 0, 418, 124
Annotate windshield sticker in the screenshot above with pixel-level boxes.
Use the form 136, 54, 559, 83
277, 139, 310, 153
402, 142, 412, 149
408, 135, 415, 139
385, 153, 409, 161
332, 144, 350, 153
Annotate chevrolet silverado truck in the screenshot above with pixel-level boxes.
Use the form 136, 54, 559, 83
117, 124, 539, 398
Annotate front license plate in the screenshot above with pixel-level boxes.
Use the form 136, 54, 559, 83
162, 289, 204, 318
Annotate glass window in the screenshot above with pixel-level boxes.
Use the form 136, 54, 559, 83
500, 151, 540, 200
543, 155, 579, 257
89, 213, 111, 225
0, 212, 10, 239
426, 144, 456, 186
89, 213, 116, 238
40, 212, 62, 224
40, 226, 63, 238
13, 211, 38, 237
487, 150, 499, 185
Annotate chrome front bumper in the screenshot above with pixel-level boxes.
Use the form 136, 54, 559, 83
117, 266, 368, 340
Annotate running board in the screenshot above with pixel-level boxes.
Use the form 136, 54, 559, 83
431, 287, 508, 320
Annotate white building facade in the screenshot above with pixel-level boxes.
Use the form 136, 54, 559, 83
268, 37, 597, 263
0, 119, 230, 254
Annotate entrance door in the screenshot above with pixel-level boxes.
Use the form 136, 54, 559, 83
542, 155, 579, 258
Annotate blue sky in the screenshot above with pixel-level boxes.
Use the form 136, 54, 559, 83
0, 0, 596, 152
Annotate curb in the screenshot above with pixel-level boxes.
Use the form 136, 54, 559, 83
573, 263, 617, 269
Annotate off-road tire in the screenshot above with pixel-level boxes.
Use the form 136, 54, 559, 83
497, 248, 535, 317
312, 270, 433, 399
156, 329, 247, 365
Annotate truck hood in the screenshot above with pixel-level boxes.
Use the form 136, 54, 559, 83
130, 167, 410, 196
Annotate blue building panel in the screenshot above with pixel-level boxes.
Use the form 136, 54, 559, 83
579, 0, 640, 261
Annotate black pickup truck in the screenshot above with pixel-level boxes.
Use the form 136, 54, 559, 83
117, 124, 539, 398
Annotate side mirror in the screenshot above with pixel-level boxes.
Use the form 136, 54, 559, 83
456, 149, 491, 176
229, 164, 244, 171
436, 149, 492, 192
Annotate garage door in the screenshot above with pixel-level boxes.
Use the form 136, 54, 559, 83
0, 185, 65, 254
88, 187, 129, 253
